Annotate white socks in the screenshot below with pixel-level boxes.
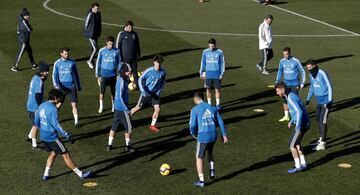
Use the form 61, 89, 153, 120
108, 136, 114, 145
151, 118, 157, 126
73, 167, 83, 177
294, 158, 300, 168
32, 138, 37, 147
285, 111, 289, 117
216, 99, 220, 106
300, 155, 306, 165
125, 138, 131, 146
99, 100, 104, 109
44, 166, 51, 176
198, 173, 204, 182
28, 130, 32, 139
207, 98, 211, 104
210, 161, 214, 170
73, 113, 78, 124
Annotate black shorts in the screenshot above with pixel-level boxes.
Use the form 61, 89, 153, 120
136, 94, 160, 108
283, 86, 299, 104
196, 141, 215, 159
111, 110, 132, 133
288, 127, 308, 148
60, 87, 78, 103
205, 79, 221, 90
43, 139, 68, 154
28, 111, 35, 125
100, 76, 116, 96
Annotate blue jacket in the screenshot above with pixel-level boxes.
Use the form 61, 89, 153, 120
96, 47, 121, 78
189, 102, 227, 143
52, 58, 81, 90
27, 75, 44, 112
114, 76, 129, 112
34, 101, 70, 142
17, 15, 32, 43
306, 69, 333, 104
276, 57, 305, 87
138, 67, 166, 96
199, 48, 225, 79
286, 92, 310, 132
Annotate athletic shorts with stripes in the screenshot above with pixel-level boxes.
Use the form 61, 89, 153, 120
111, 110, 132, 133
196, 141, 215, 159
288, 126, 309, 148
136, 94, 160, 108
43, 139, 68, 154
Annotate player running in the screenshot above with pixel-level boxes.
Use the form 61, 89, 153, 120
52, 47, 82, 128
96, 36, 121, 113
34, 89, 91, 181
84, 2, 101, 69
256, 14, 273, 75
130, 55, 166, 132
199, 38, 225, 110
106, 63, 135, 152
305, 59, 333, 151
11, 8, 37, 72
189, 92, 228, 187
275, 82, 310, 174
25, 61, 49, 149
275, 47, 306, 122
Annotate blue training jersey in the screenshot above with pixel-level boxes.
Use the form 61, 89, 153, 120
286, 92, 310, 132
53, 58, 81, 90
276, 57, 305, 87
114, 76, 129, 112
199, 48, 225, 79
138, 67, 166, 96
306, 69, 333, 104
27, 75, 44, 112
189, 102, 227, 143
34, 101, 70, 142
95, 47, 121, 78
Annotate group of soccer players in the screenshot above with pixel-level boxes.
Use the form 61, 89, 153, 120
15, 2, 333, 188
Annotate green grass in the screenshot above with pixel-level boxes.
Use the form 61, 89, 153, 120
0, 0, 359, 194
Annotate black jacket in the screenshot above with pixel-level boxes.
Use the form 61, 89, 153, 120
116, 30, 141, 62
17, 15, 33, 43
84, 9, 101, 39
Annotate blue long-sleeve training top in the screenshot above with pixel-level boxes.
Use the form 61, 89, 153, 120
276, 57, 305, 87
189, 102, 227, 143
138, 67, 166, 96
34, 101, 70, 142
96, 47, 121, 78
306, 69, 333, 105
286, 92, 310, 132
27, 75, 44, 112
114, 76, 129, 112
52, 58, 81, 90
199, 48, 225, 79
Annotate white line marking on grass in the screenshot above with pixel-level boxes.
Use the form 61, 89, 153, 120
253, 0, 359, 36
43, 0, 358, 37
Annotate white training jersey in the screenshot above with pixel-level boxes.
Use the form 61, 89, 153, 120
258, 20, 273, 50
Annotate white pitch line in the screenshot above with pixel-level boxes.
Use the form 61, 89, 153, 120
43, 0, 358, 38
254, 0, 360, 36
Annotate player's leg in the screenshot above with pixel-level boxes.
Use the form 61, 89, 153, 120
56, 89, 67, 110
70, 88, 80, 128
150, 104, 161, 132
130, 60, 139, 87
87, 38, 97, 69
206, 142, 215, 179
296, 144, 307, 170
61, 153, 90, 178
204, 79, 212, 104
256, 49, 266, 72
314, 104, 329, 151
25, 41, 37, 69
194, 142, 206, 187
43, 151, 56, 180
110, 77, 116, 112
98, 78, 107, 113
288, 131, 302, 173
107, 110, 121, 151
262, 49, 270, 75
131, 94, 147, 116
26, 112, 38, 148
120, 111, 134, 152
279, 101, 290, 122
214, 79, 221, 110
11, 42, 26, 71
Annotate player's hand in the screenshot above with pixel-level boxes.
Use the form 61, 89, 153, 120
305, 101, 310, 108
78, 87, 82, 92
200, 72, 206, 80
288, 122, 292, 128
66, 135, 75, 144
98, 77, 103, 82
299, 84, 304, 89
192, 134, 198, 140
223, 136, 228, 144
219, 76, 223, 80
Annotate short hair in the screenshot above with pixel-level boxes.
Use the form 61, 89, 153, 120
283, 47, 291, 53
48, 88, 63, 100
60, 47, 70, 53
306, 59, 317, 65
208, 38, 216, 44
91, 2, 99, 7
275, 82, 287, 89
153, 54, 164, 63
125, 20, 134, 26
194, 91, 204, 100
107, 36, 115, 42
266, 14, 273, 20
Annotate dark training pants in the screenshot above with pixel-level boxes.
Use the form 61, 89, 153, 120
316, 104, 331, 142
125, 59, 139, 86
258, 48, 273, 69
89, 38, 99, 63
13, 41, 35, 68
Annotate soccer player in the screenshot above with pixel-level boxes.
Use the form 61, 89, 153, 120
275, 47, 306, 122
34, 89, 91, 181
199, 38, 225, 110
305, 59, 333, 151
106, 63, 135, 152
275, 82, 310, 174
84, 2, 101, 69
189, 92, 228, 187
52, 47, 82, 128
130, 55, 166, 132
25, 61, 49, 149
116, 20, 141, 88
11, 8, 37, 72
256, 14, 273, 75
96, 36, 121, 113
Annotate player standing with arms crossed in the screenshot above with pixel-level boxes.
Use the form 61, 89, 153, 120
256, 14, 273, 75
84, 2, 101, 69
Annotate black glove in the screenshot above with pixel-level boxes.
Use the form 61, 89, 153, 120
305, 101, 310, 107
66, 135, 75, 144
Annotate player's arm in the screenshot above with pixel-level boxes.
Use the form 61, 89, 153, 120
297, 60, 306, 88
265, 26, 272, 46
51, 110, 70, 138
215, 110, 228, 143
72, 63, 82, 91
52, 62, 60, 89
219, 52, 225, 79
306, 79, 314, 106
33, 109, 40, 127
98, 13, 102, 36
138, 70, 150, 95
135, 32, 141, 58
199, 51, 206, 79
34, 78, 43, 105
156, 72, 166, 96
189, 110, 198, 138
275, 62, 283, 84
95, 50, 102, 78
115, 32, 121, 49
84, 12, 92, 30
322, 72, 333, 103
288, 95, 303, 131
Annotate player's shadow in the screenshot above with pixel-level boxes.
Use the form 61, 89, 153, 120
139, 47, 204, 61
171, 168, 187, 175
60, 112, 113, 123
331, 96, 360, 112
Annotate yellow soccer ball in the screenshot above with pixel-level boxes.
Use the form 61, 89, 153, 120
138, 71, 142, 77
130, 74, 135, 82
128, 82, 137, 91
159, 163, 171, 176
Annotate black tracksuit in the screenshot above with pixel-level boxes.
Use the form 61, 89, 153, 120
84, 9, 101, 62
13, 15, 35, 69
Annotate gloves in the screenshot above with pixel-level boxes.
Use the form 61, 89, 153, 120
305, 101, 310, 107
66, 135, 75, 144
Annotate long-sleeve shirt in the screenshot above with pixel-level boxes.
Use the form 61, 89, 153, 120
84, 9, 101, 39
95, 47, 121, 78
114, 76, 129, 112
306, 69, 333, 104
52, 58, 81, 90
138, 67, 166, 96
116, 30, 141, 62
27, 75, 44, 112
189, 102, 227, 143
258, 20, 273, 50
286, 92, 310, 132
17, 15, 32, 43
199, 48, 225, 79
34, 101, 70, 142
276, 56, 305, 87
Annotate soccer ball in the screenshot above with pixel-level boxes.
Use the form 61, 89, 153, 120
128, 82, 137, 91
129, 74, 135, 82
138, 71, 142, 77
159, 163, 171, 176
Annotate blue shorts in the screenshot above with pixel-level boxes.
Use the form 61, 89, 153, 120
205, 79, 221, 89
60, 87, 78, 103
